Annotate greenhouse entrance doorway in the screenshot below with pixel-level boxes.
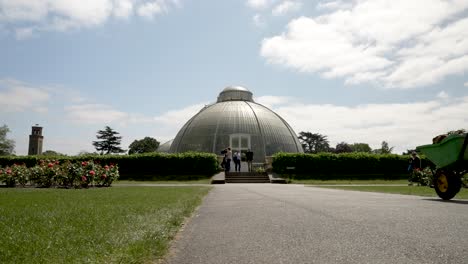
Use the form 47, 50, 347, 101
229, 134, 251, 159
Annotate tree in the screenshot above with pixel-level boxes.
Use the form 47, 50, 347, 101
0, 124, 15, 156
377, 141, 394, 154
298, 132, 330, 153
128, 137, 160, 154
92, 126, 125, 155
335, 142, 353, 153
350, 143, 372, 153
77, 150, 98, 156
41, 150, 64, 156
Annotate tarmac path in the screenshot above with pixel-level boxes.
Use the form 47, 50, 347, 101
164, 184, 468, 264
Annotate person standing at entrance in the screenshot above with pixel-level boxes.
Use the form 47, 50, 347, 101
225, 147, 233, 172
233, 151, 241, 172
246, 149, 253, 172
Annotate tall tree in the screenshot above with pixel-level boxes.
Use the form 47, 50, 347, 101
0, 124, 15, 156
379, 141, 394, 154
92, 126, 125, 155
335, 142, 353, 153
298, 132, 330, 153
350, 143, 372, 153
128, 137, 160, 154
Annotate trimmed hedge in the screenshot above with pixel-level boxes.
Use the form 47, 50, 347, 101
0, 152, 218, 181
272, 152, 430, 180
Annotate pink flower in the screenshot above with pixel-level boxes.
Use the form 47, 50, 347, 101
6, 169, 12, 174
81, 176, 87, 182
89, 170, 95, 176
48, 163, 54, 168
101, 174, 107, 179
55, 160, 60, 165
104, 165, 109, 171
81, 161, 87, 166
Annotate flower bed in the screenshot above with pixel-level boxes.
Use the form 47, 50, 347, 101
0, 160, 119, 188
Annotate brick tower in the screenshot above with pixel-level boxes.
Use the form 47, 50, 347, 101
28, 125, 43, 155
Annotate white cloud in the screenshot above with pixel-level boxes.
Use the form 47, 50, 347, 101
65, 104, 129, 124
272, 1, 302, 16
0, 79, 50, 112
247, 0, 272, 10
261, 0, 468, 89
137, 1, 165, 19
113, 0, 134, 18
266, 94, 468, 154
0, 0, 180, 37
316, 1, 352, 10
256, 95, 295, 108
153, 103, 206, 125
436, 91, 449, 99
15, 27, 35, 39
465, 82, 468, 87
252, 14, 266, 27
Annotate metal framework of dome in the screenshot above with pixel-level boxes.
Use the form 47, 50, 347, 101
169, 86, 303, 162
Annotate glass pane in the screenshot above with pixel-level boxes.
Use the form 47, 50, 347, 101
241, 136, 249, 148
232, 137, 239, 148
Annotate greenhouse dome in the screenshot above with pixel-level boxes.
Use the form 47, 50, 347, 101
169, 86, 303, 162
157, 139, 173, 153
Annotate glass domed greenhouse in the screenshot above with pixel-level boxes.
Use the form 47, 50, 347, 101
167, 86, 303, 162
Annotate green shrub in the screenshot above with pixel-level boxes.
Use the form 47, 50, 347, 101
0, 160, 120, 188
272, 152, 423, 180
0, 152, 218, 181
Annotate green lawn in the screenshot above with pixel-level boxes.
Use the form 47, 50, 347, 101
0, 186, 211, 263
317, 185, 468, 199
115, 178, 211, 184
292, 179, 408, 185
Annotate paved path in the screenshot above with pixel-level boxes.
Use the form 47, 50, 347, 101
164, 184, 468, 264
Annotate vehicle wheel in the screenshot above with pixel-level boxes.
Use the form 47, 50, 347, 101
433, 170, 461, 200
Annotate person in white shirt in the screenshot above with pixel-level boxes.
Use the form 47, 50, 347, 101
233, 151, 241, 172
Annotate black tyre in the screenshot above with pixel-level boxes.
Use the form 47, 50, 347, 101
433, 170, 461, 200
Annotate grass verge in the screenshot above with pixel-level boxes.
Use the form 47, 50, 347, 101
115, 178, 211, 184
0, 186, 211, 263
291, 179, 408, 185
317, 185, 468, 199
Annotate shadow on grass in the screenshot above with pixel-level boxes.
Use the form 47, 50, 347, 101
422, 198, 468, 205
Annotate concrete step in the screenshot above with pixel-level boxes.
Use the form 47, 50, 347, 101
225, 172, 270, 183
225, 179, 270, 183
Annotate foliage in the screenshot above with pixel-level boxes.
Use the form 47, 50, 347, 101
0, 160, 119, 188
128, 137, 160, 154
77, 150, 99, 156
40, 150, 64, 156
0, 187, 211, 263
350, 143, 372, 153
298, 132, 330, 153
0, 152, 219, 181
375, 141, 394, 154
335, 142, 353, 153
272, 152, 414, 180
92, 126, 125, 154
447, 129, 466, 135
408, 167, 434, 186
0, 124, 15, 156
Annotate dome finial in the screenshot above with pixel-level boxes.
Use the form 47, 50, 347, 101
217, 86, 253, 102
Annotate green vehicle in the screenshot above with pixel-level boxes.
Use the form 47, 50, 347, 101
416, 133, 468, 200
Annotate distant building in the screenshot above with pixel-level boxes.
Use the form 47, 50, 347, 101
168, 86, 303, 162
28, 125, 43, 155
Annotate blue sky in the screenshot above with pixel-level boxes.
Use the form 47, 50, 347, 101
1, 0, 467, 155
